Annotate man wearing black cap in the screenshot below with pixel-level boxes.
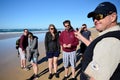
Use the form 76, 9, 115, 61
75, 2, 120, 80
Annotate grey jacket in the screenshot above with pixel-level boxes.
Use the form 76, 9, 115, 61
28, 36, 39, 59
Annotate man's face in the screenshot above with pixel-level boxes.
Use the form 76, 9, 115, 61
93, 13, 115, 32
64, 23, 70, 30
82, 26, 87, 31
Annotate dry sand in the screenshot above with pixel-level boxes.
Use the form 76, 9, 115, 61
0, 28, 98, 80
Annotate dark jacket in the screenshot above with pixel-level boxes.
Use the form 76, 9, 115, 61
45, 32, 60, 53
59, 28, 79, 52
19, 35, 28, 51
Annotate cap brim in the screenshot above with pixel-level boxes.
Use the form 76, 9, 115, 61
87, 12, 95, 18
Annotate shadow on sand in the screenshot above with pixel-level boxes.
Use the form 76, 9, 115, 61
27, 52, 82, 80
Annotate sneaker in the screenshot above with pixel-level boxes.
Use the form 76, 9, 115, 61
69, 78, 77, 80
34, 74, 39, 80
62, 76, 68, 80
48, 73, 53, 79
55, 73, 59, 78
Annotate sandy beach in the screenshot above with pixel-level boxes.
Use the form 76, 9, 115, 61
0, 28, 98, 80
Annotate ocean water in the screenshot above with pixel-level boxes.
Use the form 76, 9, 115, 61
0, 29, 47, 33
0, 28, 63, 33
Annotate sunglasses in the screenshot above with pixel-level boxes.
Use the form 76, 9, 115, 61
92, 12, 113, 21
50, 28, 54, 30
92, 14, 107, 21
65, 25, 70, 27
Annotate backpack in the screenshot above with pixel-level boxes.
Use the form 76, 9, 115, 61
16, 38, 20, 49
80, 30, 120, 80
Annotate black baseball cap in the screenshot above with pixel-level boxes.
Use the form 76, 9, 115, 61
87, 2, 117, 18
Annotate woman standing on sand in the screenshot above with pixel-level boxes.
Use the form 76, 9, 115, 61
28, 32, 39, 80
19, 29, 29, 70
45, 24, 60, 79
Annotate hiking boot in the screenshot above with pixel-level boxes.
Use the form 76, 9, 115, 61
62, 76, 68, 80
48, 73, 53, 79
55, 73, 59, 78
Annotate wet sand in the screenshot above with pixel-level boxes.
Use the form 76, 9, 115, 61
0, 28, 98, 80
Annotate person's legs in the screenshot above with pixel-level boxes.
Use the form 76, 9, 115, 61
48, 58, 53, 73
53, 56, 59, 78
29, 56, 39, 79
65, 67, 69, 76
48, 58, 54, 79
23, 59, 26, 68
31, 57, 38, 75
62, 67, 69, 80
19, 48, 26, 68
53, 57, 58, 73
20, 60, 23, 68
63, 51, 69, 78
71, 67, 75, 78
47, 52, 54, 79
70, 51, 76, 78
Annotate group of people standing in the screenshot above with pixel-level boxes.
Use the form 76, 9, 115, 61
45, 20, 93, 80
17, 1, 120, 80
18, 29, 39, 80
45, 20, 80, 80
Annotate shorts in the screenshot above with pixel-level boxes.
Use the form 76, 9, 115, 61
46, 52, 59, 58
63, 51, 76, 68
30, 57, 38, 64
19, 48, 27, 60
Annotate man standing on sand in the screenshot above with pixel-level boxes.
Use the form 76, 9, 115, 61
79, 24, 92, 56
19, 29, 29, 71
59, 20, 79, 80
75, 2, 120, 80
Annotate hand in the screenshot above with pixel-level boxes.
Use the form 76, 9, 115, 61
23, 50, 27, 54
74, 31, 81, 39
63, 44, 67, 48
51, 33, 55, 40
23, 50, 25, 53
90, 77, 95, 80
77, 26, 83, 33
67, 44, 71, 48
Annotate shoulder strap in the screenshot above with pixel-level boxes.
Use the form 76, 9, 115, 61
81, 30, 120, 71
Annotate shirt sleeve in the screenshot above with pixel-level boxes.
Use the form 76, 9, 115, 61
30, 38, 37, 49
59, 32, 63, 46
44, 32, 48, 52
85, 38, 120, 80
19, 35, 25, 51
